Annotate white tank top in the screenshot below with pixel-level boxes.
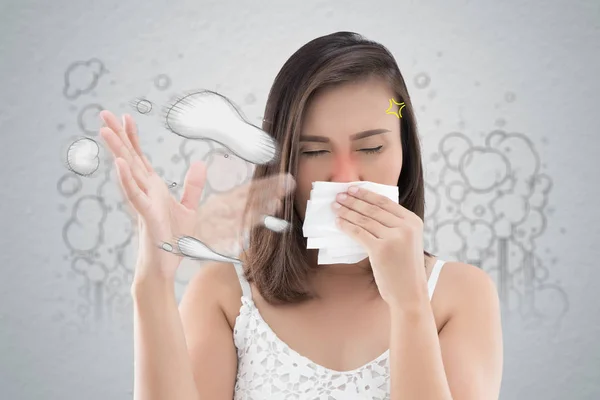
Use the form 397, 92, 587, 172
232, 259, 446, 399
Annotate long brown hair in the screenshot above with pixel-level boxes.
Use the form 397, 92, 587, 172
241, 31, 433, 304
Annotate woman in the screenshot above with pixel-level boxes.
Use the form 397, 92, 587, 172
100, 31, 503, 400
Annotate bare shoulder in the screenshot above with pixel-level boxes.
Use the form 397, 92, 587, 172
441, 261, 496, 287
185, 261, 241, 292
181, 261, 244, 328
440, 261, 500, 313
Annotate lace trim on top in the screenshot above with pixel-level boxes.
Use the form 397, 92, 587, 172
233, 297, 392, 399
231, 259, 445, 399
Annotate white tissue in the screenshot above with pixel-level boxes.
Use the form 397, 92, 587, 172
302, 181, 399, 264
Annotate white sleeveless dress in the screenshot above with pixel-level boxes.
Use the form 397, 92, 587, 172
232, 259, 446, 400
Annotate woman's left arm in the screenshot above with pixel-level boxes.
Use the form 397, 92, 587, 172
388, 267, 503, 400
334, 186, 503, 400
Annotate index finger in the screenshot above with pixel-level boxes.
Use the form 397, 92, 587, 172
100, 110, 149, 176
123, 113, 154, 174
346, 185, 406, 219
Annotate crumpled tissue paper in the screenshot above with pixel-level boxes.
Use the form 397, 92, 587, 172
302, 181, 399, 264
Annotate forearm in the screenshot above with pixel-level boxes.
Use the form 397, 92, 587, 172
131, 272, 199, 400
389, 297, 453, 400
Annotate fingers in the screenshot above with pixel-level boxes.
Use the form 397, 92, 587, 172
336, 216, 378, 248
114, 158, 152, 218
100, 127, 150, 193
122, 114, 154, 174
100, 110, 149, 190
180, 161, 207, 211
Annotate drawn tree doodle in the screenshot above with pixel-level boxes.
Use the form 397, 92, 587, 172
423, 130, 568, 331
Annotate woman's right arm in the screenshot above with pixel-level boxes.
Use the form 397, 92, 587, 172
131, 263, 237, 400
98, 110, 238, 399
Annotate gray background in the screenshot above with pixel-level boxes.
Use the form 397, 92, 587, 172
1, 0, 599, 399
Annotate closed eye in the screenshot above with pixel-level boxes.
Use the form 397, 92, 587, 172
301, 145, 383, 158
360, 145, 383, 154
301, 150, 328, 158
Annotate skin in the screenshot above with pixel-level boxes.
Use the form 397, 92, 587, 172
179, 76, 503, 398
295, 76, 405, 287
186, 75, 441, 371
235, 76, 441, 369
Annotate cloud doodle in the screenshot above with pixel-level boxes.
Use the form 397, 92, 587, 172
425, 127, 567, 331
57, 65, 566, 336
63, 58, 108, 100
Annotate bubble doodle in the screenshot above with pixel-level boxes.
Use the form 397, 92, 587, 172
505, 92, 516, 103
63, 58, 108, 100
414, 72, 431, 89
63, 195, 107, 254
245, 93, 257, 104
57, 173, 83, 197
77, 104, 105, 135
65, 138, 101, 176
154, 74, 171, 91
133, 98, 153, 114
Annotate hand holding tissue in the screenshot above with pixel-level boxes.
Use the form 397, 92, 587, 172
302, 181, 399, 265
303, 181, 429, 307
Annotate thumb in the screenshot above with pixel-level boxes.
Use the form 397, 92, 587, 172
180, 161, 207, 210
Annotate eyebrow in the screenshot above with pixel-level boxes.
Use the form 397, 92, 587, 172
299, 128, 391, 143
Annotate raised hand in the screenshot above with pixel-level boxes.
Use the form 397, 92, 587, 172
99, 110, 296, 282
99, 110, 206, 282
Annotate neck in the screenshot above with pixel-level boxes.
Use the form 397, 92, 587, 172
305, 250, 380, 301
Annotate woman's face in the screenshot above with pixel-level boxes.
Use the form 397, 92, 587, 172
294, 76, 404, 220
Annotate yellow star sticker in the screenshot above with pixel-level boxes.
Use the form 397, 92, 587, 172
386, 98, 406, 119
